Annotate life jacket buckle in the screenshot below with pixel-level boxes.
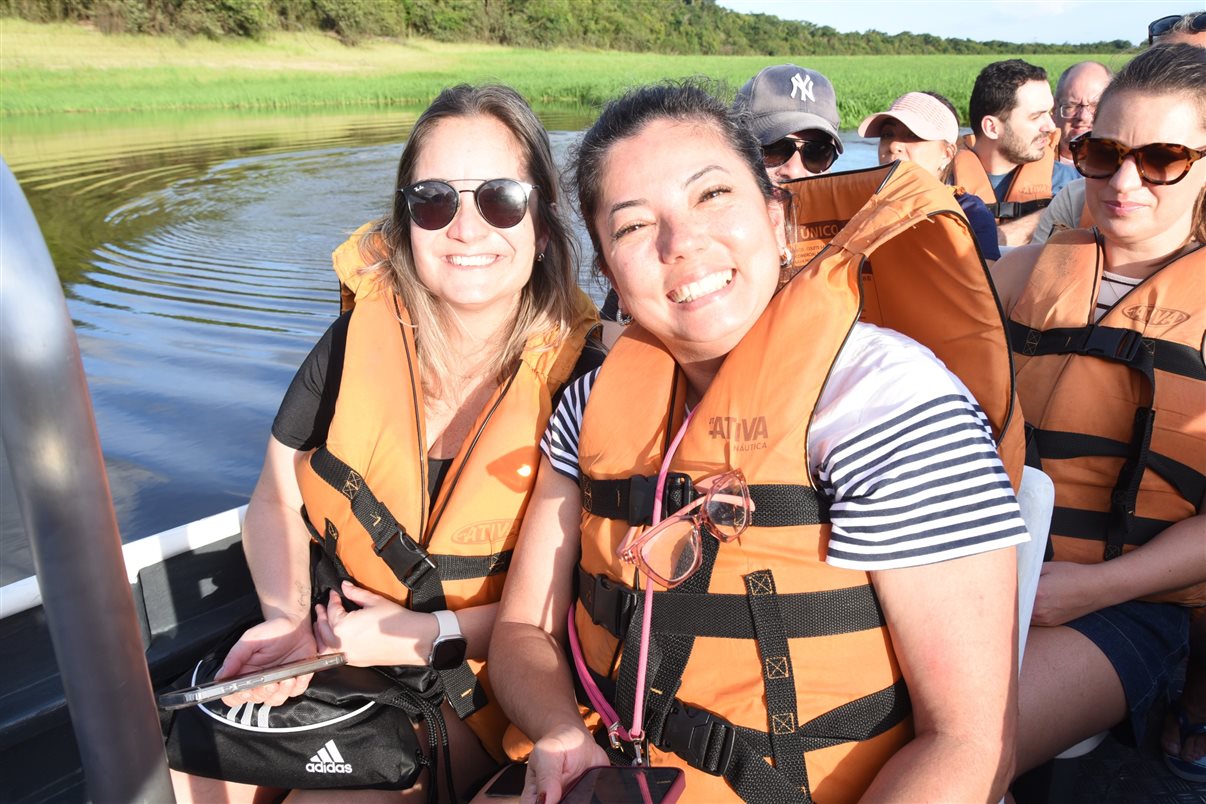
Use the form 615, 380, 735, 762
626, 472, 697, 525
661, 472, 696, 517
374, 528, 437, 590
658, 699, 736, 777
581, 570, 636, 638
995, 201, 1020, 220
1084, 326, 1142, 363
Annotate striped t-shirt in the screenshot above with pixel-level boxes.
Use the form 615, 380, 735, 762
542, 322, 1028, 571
1096, 271, 1142, 322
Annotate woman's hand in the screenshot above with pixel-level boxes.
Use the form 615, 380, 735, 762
217, 616, 318, 707
522, 725, 610, 804
313, 581, 438, 667
1031, 560, 1112, 626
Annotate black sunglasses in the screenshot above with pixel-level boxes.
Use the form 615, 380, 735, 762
761, 137, 838, 174
400, 178, 535, 230
1070, 136, 1206, 186
1148, 12, 1206, 44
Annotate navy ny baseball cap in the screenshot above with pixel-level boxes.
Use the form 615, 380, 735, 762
735, 64, 844, 152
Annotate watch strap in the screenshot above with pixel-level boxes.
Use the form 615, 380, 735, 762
432, 609, 463, 641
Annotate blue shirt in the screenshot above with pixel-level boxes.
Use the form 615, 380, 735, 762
989, 161, 1080, 202
955, 191, 1001, 261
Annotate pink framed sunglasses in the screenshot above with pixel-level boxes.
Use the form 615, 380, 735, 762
616, 470, 752, 589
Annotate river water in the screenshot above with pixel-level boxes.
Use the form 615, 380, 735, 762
0, 108, 878, 584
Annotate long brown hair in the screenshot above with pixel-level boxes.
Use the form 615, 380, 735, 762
358, 84, 581, 399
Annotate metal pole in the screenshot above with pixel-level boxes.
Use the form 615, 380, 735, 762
0, 159, 175, 803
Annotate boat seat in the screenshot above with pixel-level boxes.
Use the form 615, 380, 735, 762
1014, 465, 1108, 760
1016, 466, 1052, 664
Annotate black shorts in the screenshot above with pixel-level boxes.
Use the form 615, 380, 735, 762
1066, 599, 1190, 745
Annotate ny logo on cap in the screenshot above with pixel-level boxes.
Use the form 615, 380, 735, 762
790, 72, 815, 103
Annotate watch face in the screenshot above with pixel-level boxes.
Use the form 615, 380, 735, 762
431, 637, 467, 671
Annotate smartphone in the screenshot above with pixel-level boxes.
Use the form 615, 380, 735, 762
561, 766, 684, 804
482, 762, 527, 797
157, 653, 346, 710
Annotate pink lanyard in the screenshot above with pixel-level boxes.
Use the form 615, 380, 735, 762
566, 410, 693, 763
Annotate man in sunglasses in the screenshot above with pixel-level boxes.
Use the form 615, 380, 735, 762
734, 63, 844, 185
951, 59, 1080, 246
1149, 11, 1206, 46
1053, 62, 1112, 166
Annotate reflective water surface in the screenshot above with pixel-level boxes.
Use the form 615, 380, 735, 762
0, 108, 878, 584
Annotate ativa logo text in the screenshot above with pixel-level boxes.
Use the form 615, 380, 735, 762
708, 415, 769, 451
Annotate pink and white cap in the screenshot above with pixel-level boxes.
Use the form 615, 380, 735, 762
858, 92, 960, 144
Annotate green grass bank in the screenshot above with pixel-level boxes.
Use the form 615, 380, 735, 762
1, 20, 1132, 126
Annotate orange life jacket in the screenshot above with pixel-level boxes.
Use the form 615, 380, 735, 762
574, 162, 1020, 801
297, 227, 600, 757
784, 160, 1024, 488
952, 131, 1058, 221
1010, 229, 1206, 606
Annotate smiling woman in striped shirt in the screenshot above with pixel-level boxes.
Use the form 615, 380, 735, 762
488, 79, 1027, 803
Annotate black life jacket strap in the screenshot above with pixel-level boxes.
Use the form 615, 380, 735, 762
301, 510, 358, 601
408, 550, 508, 720
581, 473, 830, 527
1022, 422, 1046, 477
594, 701, 810, 804
310, 447, 437, 591
590, 667, 910, 803
409, 551, 513, 611
1009, 315, 1204, 558
308, 447, 492, 720
1007, 320, 1206, 382
577, 566, 886, 642
1031, 428, 1206, 514
435, 662, 489, 721
1050, 507, 1172, 547
301, 507, 350, 574
743, 569, 809, 794
988, 198, 1050, 221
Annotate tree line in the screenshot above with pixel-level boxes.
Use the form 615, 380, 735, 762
2, 0, 1136, 52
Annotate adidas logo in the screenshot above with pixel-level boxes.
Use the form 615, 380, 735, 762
305, 739, 353, 774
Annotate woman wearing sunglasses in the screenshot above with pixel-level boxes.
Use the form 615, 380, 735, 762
490, 79, 1027, 803
1149, 11, 1206, 47
990, 44, 1206, 783
172, 84, 598, 803
858, 91, 1002, 262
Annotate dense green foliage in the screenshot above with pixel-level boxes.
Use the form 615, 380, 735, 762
1, 0, 1136, 52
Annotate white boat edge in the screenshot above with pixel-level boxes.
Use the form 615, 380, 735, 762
0, 504, 248, 619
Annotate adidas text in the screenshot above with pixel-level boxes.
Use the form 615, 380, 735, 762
307, 739, 353, 774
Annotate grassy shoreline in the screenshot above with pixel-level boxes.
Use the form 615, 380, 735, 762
1, 20, 1132, 126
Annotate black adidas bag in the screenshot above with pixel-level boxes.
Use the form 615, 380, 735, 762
162, 634, 439, 790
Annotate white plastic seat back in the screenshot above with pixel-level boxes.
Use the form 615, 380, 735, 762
1015, 465, 1053, 663
1014, 466, 1109, 759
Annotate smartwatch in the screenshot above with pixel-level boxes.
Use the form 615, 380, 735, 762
428, 610, 467, 671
